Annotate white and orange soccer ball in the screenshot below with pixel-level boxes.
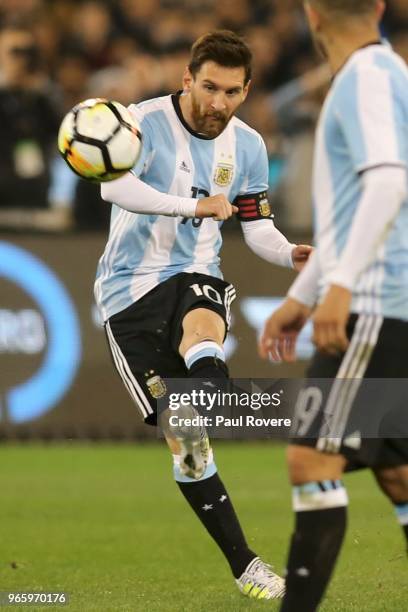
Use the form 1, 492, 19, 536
58, 98, 142, 182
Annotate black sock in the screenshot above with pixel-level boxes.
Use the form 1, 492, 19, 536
188, 355, 229, 379
187, 355, 230, 417
177, 472, 256, 578
280, 507, 347, 612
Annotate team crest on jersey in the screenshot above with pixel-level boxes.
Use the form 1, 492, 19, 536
146, 375, 167, 399
214, 163, 234, 186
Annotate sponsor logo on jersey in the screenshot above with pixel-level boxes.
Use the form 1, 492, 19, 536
214, 163, 234, 186
146, 375, 167, 399
179, 160, 191, 173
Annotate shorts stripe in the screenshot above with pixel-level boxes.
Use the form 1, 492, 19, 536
317, 314, 383, 453
224, 284, 236, 329
105, 321, 153, 418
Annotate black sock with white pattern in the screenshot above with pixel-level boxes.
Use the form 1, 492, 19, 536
177, 472, 256, 578
280, 481, 348, 612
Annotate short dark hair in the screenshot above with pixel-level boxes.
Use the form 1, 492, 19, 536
188, 30, 252, 85
311, 0, 378, 16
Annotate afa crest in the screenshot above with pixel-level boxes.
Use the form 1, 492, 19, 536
146, 375, 167, 399
259, 195, 271, 217
214, 163, 234, 187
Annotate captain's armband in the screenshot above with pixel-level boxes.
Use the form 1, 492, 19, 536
234, 191, 273, 222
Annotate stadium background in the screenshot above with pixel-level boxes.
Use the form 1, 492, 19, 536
1, 0, 408, 438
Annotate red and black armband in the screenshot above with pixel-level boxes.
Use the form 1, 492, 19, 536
234, 191, 273, 222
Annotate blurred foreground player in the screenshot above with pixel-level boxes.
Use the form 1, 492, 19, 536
260, 2, 408, 610
95, 31, 311, 599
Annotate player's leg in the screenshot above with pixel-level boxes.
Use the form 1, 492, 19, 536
170, 307, 227, 477
162, 414, 284, 597
106, 299, 254, 583
281, 314, 405, 611
373, 460, 408, 552
281, 315, 375, 612
107, 277, 284, 598
370, 321, 408, 553
280, 444, 348, 612
173, 280, 232, 478
170, 276, 284, 597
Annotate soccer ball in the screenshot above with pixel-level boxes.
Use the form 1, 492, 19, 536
58, 98, 142, 182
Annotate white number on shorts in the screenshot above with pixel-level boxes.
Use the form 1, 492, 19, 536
189, 283, 223, 305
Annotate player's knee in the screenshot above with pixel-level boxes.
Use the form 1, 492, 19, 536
287, 445, 345, 484
375, 466, 408, 503
179, 309, 225, 356
181, 328, 221, 353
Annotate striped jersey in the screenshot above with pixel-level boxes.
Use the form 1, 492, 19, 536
95, 92, 268, 321
314, 43, 408, 320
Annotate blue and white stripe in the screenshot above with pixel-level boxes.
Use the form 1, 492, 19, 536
313, 44, 408, 321
293, 480, 348, 512
184, 341, 225, 370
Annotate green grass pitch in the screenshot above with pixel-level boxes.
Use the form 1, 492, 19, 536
1, 442, 406, 611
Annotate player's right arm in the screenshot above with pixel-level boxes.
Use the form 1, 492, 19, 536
101, 103, 238, 221
101, 172, 238, 220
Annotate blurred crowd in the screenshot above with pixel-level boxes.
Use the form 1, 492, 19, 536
0, 0, 407, 232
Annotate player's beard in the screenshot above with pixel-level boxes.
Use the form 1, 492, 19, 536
190, 93, 231, 138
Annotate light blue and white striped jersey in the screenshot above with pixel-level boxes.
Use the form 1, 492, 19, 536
95, 93, 268, 321
314, 43, 408, 320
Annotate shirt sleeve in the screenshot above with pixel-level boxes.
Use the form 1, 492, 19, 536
288, 249, 320, 307
234, 136, 274, 221
336, 63, 407, 173
327, 165, 407, 290
241, 219, 295, 268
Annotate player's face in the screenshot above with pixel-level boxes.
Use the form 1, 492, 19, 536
185, 61, 249, 138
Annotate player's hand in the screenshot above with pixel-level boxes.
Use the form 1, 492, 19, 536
258, 297, 312, 362
291, 244, 313, 272
312, 284, 351, 355
195, 195, 239, 221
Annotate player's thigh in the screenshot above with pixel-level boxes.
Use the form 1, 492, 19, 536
179, 308, 226, 356
171, 272, 236, 355
106, 294, 186, 426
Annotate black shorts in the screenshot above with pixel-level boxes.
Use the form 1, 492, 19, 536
291, 314, 408, 470
105, 272, 236, 426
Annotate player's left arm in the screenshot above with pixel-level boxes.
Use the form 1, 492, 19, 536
314, 65, 408, 353
236, 137, 312, 271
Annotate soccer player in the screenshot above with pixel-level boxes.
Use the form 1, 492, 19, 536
259, 1, 408, 610
95, 31, 311, 599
